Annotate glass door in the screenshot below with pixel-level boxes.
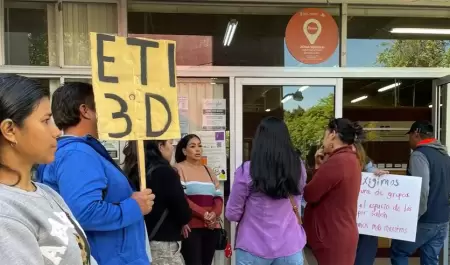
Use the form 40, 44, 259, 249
230, 77, 342, 265
432, 75, 450, 265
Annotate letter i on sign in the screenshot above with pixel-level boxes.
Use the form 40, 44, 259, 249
89, 33, 181, 191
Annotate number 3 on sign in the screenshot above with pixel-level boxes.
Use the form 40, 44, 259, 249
104, 93, 172, 138
90, 33, 181, 141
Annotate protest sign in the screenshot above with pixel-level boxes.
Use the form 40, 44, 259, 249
357, 172, 422, 242
90, 33, 180, 190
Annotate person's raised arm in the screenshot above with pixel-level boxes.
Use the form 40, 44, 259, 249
0, 216, 44, 265
57, 150, 143, 231
304, 157, 344, 204
226, 164, 250, 222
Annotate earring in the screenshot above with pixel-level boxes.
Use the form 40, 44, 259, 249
10, 141, 17, 147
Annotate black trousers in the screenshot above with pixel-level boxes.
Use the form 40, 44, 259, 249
181, 228, 219, 265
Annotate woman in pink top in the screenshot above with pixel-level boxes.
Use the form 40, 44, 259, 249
226, 117, 306, 265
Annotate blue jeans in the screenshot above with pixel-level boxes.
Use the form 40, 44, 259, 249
236, 249, 303, 265
354, 235, 379, 265
391, 222, 449, 265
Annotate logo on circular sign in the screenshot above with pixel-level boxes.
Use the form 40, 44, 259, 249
285, 8, 339, 65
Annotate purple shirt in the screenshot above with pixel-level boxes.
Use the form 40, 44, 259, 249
225, 161, 307, 259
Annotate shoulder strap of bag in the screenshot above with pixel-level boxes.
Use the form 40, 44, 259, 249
288, 195, 303, 225
203, 165, 214, 183
147, 165, 169, 241
149, 209, 169, 240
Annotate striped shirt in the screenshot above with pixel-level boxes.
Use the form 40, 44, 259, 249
174, 161, 223, 229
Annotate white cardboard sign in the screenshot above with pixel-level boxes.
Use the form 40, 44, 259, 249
357, 172, 422, 242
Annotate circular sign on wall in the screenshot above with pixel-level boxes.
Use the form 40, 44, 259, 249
285, 8, 339, 65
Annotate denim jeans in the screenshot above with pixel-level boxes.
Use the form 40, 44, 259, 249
354, 235, 378, 265
236, 249, 304, 265
391, 222, 449, 265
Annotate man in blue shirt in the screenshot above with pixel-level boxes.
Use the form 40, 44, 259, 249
391, 121, 450, 265
37, 82, 154, 265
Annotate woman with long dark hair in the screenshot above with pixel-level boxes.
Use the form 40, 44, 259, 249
303, 118, 363, 265
123, 140, 191, 265
0, 74, 96, 264
226, 117, 306, 264
174, 134, 223, 265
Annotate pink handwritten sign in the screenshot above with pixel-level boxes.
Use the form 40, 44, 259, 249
357, 172, 422, 242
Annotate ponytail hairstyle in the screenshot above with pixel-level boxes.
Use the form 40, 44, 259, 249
327, 118, 364, 145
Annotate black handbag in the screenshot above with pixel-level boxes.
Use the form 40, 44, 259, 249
216, 219, 228, 250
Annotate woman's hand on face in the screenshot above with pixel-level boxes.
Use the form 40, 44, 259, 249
314, 148, 325, 168
374, 169, 389, 177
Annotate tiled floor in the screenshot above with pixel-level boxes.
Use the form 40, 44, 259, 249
374, 258, 420, 265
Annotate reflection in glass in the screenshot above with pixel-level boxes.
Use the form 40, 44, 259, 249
342, 78, 432, 177
4, 1, 57, 66
128, 4, 340, 67
347, 9, 450, 67
243, 85, 335, 165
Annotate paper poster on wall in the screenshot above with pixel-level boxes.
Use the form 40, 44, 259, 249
178, 96, 189, 138
100, 140, 120, 160
202, 99, 226, 130
195, 131, 227, 181
357, 172, 422, 242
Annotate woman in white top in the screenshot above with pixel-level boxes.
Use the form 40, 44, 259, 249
0, 74, 96, 265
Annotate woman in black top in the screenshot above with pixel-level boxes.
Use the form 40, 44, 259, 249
123, 140, 192, 265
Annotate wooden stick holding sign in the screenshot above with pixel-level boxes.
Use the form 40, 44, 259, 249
89, 33, 181, 191
137, 140, 147, 191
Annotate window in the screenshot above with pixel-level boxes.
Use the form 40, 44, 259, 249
4, 1, 57, 66
347, 6, 450, 67
62, 2, 118, 66
128, 3, 340, 67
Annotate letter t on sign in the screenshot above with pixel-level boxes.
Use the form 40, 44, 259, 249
126, 38, 159, 86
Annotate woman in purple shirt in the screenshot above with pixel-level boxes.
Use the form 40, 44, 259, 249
226, 117, 306, 265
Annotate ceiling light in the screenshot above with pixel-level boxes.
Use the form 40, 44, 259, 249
281, 94, 293, 103
298, 86, 309, 92
351, 95, 368, 103
429, 104, 443, 108
378, 82, 401, 93
265, 109, 271, 112
391, 28, 450, 35
223, 19, 238, 46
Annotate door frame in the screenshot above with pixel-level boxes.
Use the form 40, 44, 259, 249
432, 75, 450, 140
431, 75, 450, 265
230, 77, 342, 265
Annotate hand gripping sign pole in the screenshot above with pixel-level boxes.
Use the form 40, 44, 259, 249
90, 33, 181, 190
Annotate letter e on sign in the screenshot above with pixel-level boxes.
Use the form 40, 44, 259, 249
90, 33, 180, 140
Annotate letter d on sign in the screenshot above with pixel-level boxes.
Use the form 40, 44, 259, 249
145, 93, 172, 137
